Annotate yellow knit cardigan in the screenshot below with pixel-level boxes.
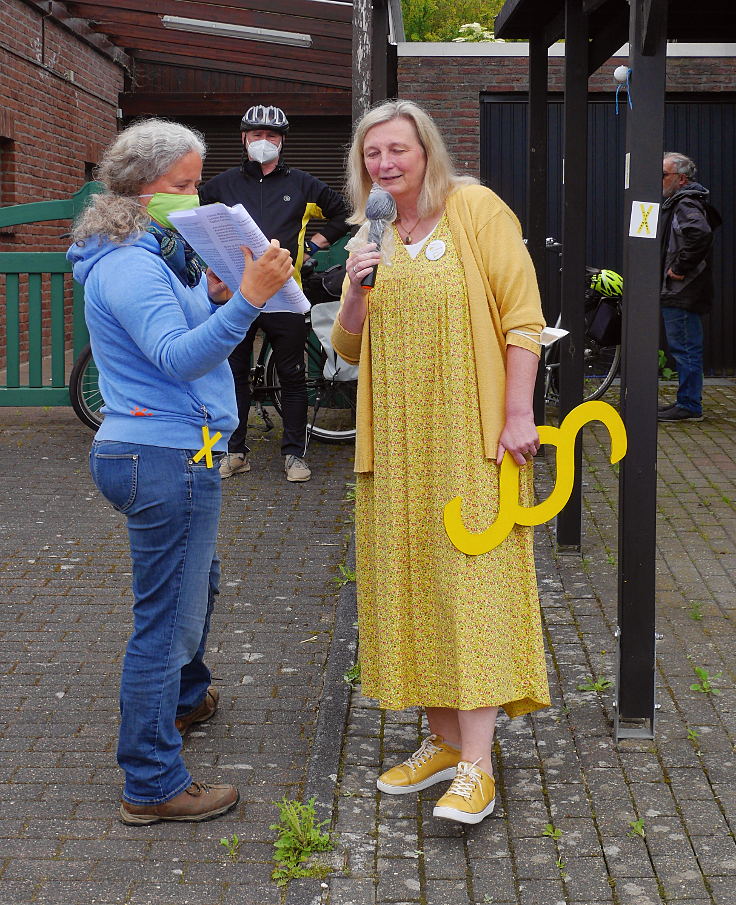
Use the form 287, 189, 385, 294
331, 183, 545, 473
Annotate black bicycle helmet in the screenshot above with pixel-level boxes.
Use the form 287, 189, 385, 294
240, 105, 290, 135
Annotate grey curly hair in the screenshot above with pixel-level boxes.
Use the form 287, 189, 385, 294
663, 152, 697, 181
72, 118, 206, 245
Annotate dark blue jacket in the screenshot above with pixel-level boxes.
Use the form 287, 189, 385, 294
660, 182, 721, 314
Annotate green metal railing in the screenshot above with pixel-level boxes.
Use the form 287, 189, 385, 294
1, 182, 101, 407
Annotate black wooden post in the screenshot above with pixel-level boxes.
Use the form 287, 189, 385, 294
556, 0, 588, 550
615, 0, 668, 740
370, 0, 390, 104
527, 29, 550, 428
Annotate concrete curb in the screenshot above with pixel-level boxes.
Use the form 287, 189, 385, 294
285, 537, 358, 905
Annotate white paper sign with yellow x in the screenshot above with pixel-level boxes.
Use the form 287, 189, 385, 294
629, 200, 660, 239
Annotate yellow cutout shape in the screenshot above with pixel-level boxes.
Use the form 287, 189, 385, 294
444, 400, 627, 555
636, 203, 653, 235
192, 425, 222, 468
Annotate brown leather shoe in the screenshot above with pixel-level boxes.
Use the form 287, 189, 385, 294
175, 686, 219, 735
120, 781, 239, 825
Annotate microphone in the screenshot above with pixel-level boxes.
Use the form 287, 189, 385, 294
361, 184, 397, 289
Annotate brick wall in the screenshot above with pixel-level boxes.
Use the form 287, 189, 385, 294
0, 0, 125, 371
398, 47, 736, 177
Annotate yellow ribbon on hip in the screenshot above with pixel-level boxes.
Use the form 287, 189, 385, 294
192, 425, 222, 468
443, 400, 627, 555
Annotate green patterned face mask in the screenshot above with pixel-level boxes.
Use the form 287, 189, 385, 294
140, 192, 200, 230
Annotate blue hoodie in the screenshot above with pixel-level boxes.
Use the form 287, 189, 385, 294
68, 232, 260, 451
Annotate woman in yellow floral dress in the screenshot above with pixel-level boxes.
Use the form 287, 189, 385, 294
331, 100, 550, 825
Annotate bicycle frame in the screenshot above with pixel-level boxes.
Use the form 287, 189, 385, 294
541, 239, 623, 406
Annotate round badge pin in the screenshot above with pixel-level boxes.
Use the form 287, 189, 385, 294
425, 239, 446, 261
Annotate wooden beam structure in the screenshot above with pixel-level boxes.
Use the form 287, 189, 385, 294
615, 0, 668, 739
495, 0, 732, 739
527, 30, 550, 428
555, 0, 589, 550
37, 1, 399, 124
640, 0, 669, 56
120, 91, 352, 118
22, 0, 131, 68
25, 0, 403, 127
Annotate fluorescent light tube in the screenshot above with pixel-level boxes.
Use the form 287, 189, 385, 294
161, 15, 313, 48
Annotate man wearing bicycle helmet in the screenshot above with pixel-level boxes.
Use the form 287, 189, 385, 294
200, 104, 350, 482
659, 152, 721, 423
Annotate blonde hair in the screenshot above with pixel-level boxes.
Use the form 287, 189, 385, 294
72, 118, 206, 245
345, 100, 476, 224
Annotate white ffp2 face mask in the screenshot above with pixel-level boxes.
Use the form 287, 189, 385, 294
247, 139, 281, 165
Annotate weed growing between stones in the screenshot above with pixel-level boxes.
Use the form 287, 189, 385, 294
577, 676, 613, 692
343, 661, 361, 686
334, 563, 356, 586
271, 796, 334, 887
690, 666, 722, 695
219, 833, 240, 863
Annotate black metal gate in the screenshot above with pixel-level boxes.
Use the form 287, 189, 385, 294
480, 93, 736, 374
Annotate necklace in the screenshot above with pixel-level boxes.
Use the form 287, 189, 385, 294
396, 214, 422, 245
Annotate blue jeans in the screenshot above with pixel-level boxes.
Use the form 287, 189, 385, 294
90, 441, 222, 804
661, 307, 704, 416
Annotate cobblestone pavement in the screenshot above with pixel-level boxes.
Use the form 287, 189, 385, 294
2, 383, 735, 905
0, 406, 354, 905
316, 383, 736, 905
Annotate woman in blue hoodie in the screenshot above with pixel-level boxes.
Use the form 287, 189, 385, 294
68, 119, 292, 825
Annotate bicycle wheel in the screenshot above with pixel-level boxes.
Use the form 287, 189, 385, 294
583, 341, 620, 401
68, 344, 105, 430
265, 332, 357, 443
544, 339, 619, 404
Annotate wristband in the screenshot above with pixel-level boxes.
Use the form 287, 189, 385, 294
307, 240, 320, 255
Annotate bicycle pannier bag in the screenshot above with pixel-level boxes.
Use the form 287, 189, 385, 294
587, 297, 621, 347
310, 301, 360, 382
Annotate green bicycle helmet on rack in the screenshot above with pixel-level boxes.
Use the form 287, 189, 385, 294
589, 268, 623, 297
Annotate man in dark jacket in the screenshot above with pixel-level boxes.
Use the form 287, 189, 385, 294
200, 104, 350, 481
658, 152, 721, 423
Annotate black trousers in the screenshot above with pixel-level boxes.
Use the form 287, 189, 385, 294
228, 311, 309, 458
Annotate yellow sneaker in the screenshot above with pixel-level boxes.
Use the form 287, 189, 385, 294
376, 734, 461, 795
432, 760, 495, 824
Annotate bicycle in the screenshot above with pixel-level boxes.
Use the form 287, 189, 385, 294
68, 258, 357, 443
542, 239, 623, 405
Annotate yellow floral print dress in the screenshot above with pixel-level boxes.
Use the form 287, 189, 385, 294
355, 215, 550, 717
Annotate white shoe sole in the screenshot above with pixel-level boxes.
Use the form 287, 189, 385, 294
376, 766, 457, 795
433, 797, 496, 824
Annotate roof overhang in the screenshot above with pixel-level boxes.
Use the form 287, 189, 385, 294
496, 0, 736, 44
32, 0, 398, 92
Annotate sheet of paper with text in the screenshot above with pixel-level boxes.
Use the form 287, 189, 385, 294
169, 203, 310, 314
